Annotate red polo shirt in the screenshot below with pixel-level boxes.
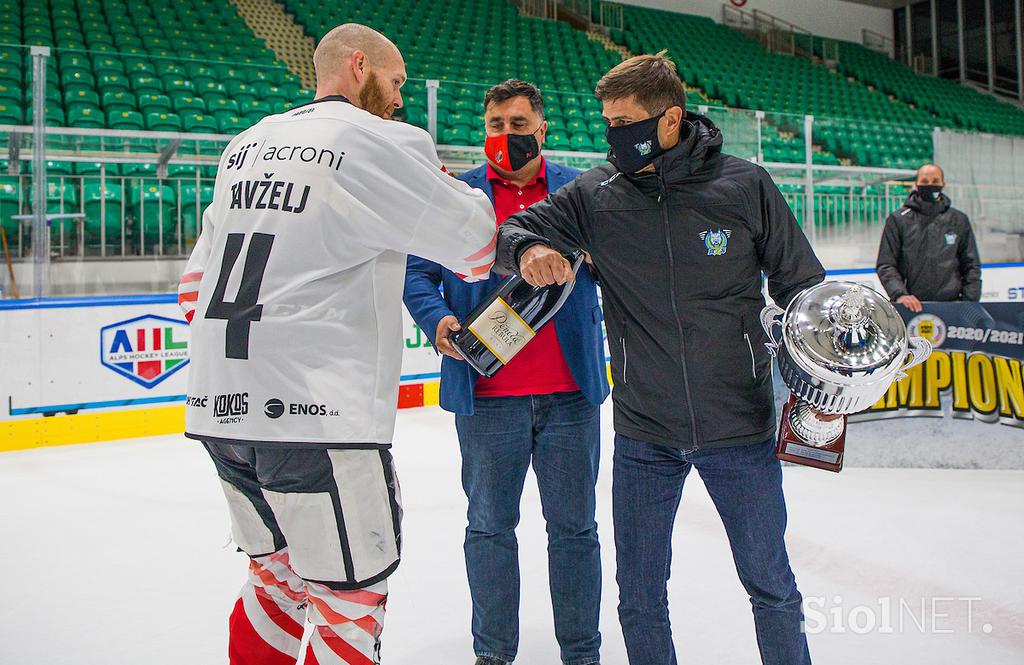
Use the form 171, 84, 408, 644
474, 158, 580, 398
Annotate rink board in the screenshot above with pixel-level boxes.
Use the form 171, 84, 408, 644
0, 294, 441, 451
2, 263, 1023, 452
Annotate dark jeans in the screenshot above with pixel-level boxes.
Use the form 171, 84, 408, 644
455, 391, 602, 665
613, 433, 811, 665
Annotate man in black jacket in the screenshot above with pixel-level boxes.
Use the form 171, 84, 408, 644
494, 52, 823, 665
876, 163, 982, 312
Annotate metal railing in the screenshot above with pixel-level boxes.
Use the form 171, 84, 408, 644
513, 0, 558, 20
598, 2, 623, 32
5, 48, 1024, 298
1, 172, 216, 259
558, 0, 593, 23
862, 29, 896, 59
722, 3, 839, 63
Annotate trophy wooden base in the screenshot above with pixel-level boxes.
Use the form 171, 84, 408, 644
776, 395, 847, 472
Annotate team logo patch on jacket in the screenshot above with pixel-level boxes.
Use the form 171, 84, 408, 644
945, 232, 957, 245
699, 228, 732, 256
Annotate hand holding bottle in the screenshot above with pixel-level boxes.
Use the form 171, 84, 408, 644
435, 315, 465, 361
519, 244, 576, 287
452, 249, 585, 377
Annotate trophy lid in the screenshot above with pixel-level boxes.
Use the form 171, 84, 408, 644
783, 281, 907, 380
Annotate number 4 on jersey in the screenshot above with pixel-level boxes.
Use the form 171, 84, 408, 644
205, 232, 274, 360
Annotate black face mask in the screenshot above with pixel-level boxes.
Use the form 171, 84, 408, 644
606, 112, 666, 173
485, 128, 541, 172
917, 184, 943, 202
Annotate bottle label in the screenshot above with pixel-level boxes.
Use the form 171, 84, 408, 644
467, 297, 536, 365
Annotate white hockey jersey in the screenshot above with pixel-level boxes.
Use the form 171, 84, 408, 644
179, 97, 496, 446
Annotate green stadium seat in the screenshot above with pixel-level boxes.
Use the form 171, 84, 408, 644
108, 109, 144, 130
46, 161, 74, 175
66, 89, 100, 113
123, 58, 156, 76
185, 62, 218, 83
103, 91, 136, 113
195, 81, 228, 103
441, 126, 471, 145
180, 182, 214, 240
0, 62, 18, 87
171, 94, 206, 114
41, 178, 80, 213
0, 177, 19, 236
216, 114, 246, 133
129, 181, 176, 245
26, 104, 66, 125
182, 112, 217, 133
569, 133, 595, 151
0, 103, 20, 124
228, 81, 257, 106
404, 106, 427, 128
82, 180, 123, 244
162, 77, 196, 96
69, 106, 104, 128
0, 82, 22, 106
146, 111, 182, 132
246, 99, 273, 118
162, 63, 189, 79
93, 56, 126, 76
137, 93, 172, 114
75, 162, 123, 176
61, 70, 96, 94
59, 54, 92, 78
129, 72, 163, 95
208, 98, 241, 116
547, 131, 571, 150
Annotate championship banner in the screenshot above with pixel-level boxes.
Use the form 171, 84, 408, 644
851, 302, 1024, 429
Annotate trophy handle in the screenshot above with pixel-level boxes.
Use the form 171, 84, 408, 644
760, 304, 786, 357
895, 336, 933, 380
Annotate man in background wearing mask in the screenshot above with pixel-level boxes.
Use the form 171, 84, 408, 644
403, 79, 608, 665
493, 53, 824, 665
876, 163, 981, 311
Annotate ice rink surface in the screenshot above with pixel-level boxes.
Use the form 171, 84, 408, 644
1, 402, 1022, 665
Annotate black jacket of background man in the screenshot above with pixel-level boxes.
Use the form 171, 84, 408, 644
876, 192, 982, 302
494, 114, 825, 450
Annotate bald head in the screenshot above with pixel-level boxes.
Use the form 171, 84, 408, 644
916, 163, 945, 186
313, 23, 407, 119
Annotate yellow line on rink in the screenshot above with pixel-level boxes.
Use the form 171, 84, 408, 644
0, 406, 185, 452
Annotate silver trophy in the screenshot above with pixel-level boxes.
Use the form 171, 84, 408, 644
760, 281, 932, 471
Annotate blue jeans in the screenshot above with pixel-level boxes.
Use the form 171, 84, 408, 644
613, 434, 811, 665
455, 391, 602, 665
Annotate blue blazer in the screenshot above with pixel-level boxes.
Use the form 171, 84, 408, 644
403, 161, 610, 416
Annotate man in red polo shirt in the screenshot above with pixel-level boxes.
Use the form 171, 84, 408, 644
473, 131, 579, 397
404, 80, 608, 665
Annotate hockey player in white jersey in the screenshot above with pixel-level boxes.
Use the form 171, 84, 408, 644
177, 24, 497, 665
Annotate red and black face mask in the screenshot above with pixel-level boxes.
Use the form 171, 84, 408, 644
484, 127, 541, 172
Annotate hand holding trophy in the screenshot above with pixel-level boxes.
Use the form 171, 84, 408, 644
761, 281, 933, 472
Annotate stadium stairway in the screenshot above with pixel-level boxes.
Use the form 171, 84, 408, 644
229, 0, 315, 90
279, 0, 624, 151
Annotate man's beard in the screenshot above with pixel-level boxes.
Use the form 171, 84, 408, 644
359, 71, 393, 119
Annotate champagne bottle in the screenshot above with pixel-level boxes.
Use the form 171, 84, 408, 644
451, 249, 585, 378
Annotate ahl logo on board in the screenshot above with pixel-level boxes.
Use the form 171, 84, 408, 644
100, 314, 190, 388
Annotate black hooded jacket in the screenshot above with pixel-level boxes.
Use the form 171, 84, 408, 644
876, 192, 981, 302
495, 114, 825, 450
